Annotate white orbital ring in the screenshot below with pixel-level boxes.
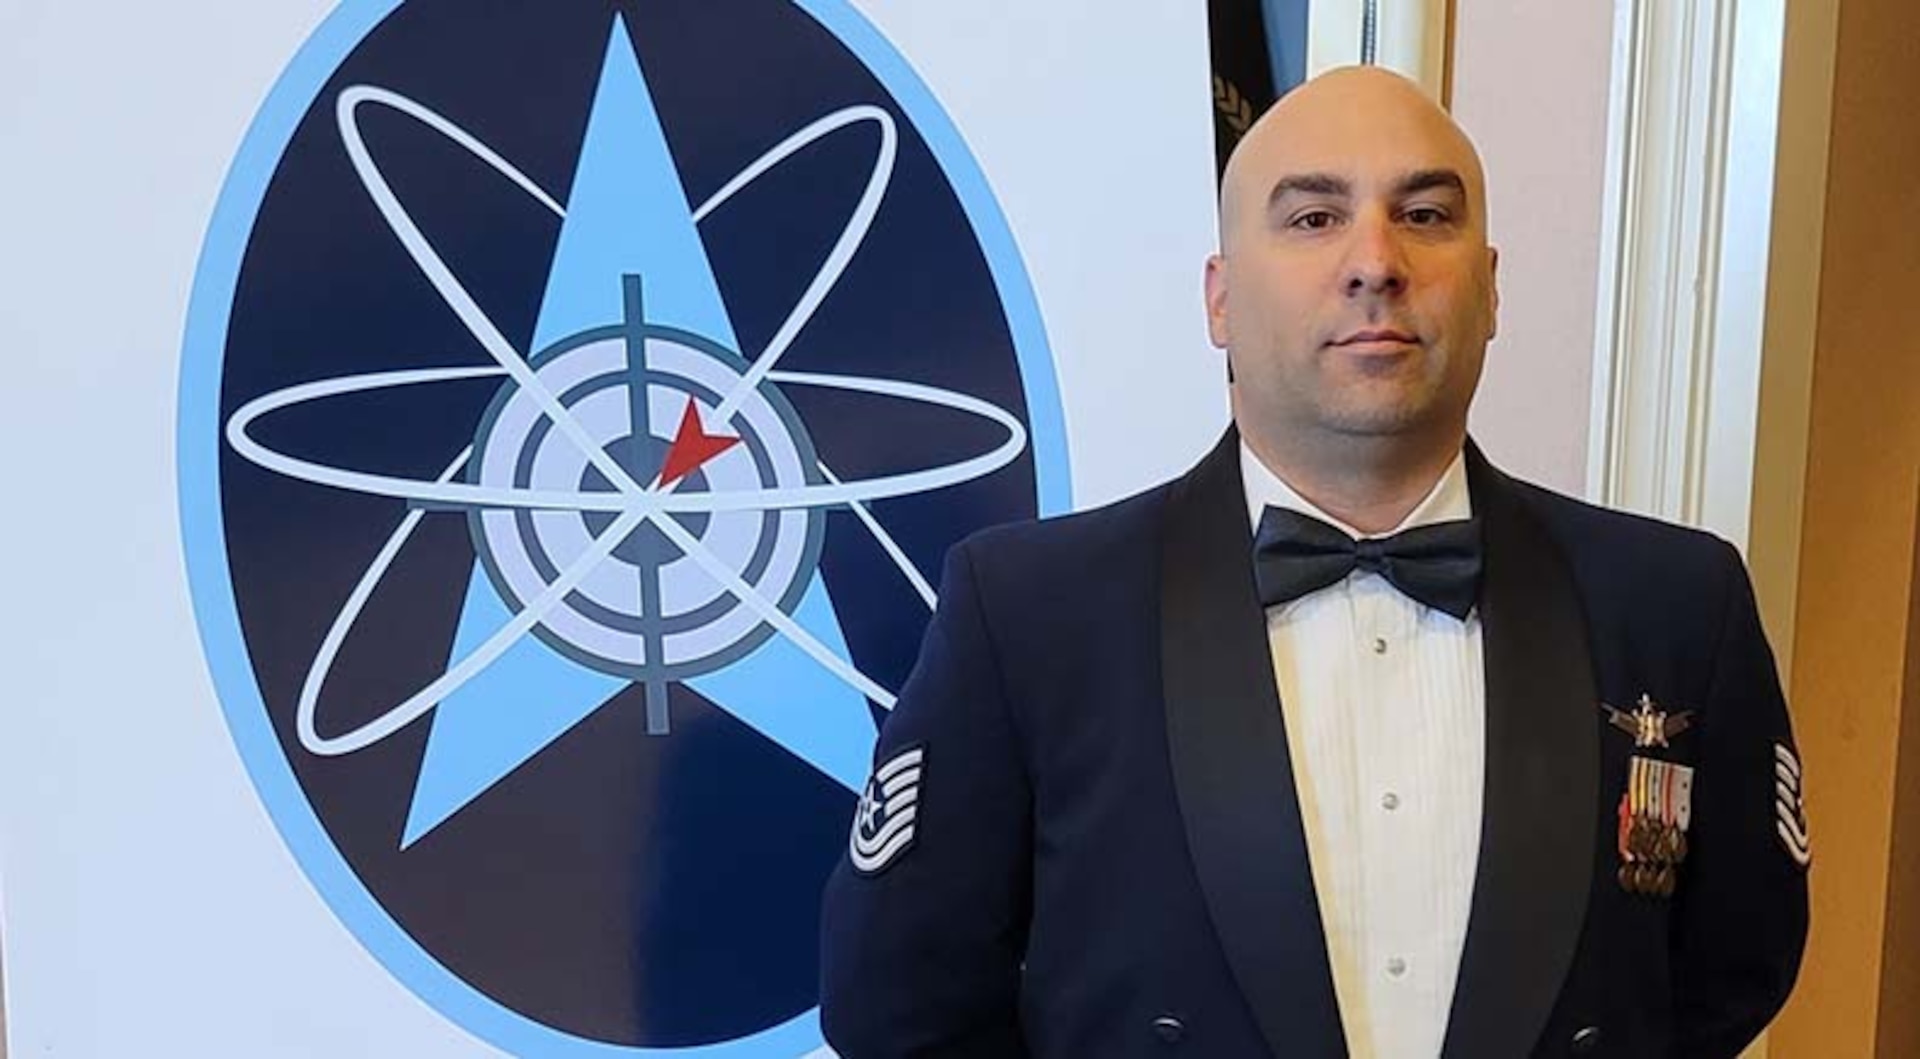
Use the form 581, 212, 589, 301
223, 365, 1028, 516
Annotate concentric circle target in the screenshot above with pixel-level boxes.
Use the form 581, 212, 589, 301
467, 323, 825, 683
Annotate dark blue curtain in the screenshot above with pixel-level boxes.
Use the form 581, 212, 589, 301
1209, 0, 1309, 177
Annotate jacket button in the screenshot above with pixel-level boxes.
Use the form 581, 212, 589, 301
1151, 1015, 1185, 1044
1571, 1026, 1602, 1053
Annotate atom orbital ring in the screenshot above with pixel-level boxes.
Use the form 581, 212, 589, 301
225, 367, 1028, 517
223, 86, 1031, 761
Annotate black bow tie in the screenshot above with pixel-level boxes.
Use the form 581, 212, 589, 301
1252, 507, 1483, 620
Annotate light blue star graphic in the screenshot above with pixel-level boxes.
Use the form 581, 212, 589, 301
402, 14, 869, 848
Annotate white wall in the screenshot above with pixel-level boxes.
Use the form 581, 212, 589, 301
1449, 0, 1617, 495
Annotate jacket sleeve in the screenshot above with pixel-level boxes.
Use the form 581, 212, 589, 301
819, 539, 1034, 1058
1671, 541, 1810, 1056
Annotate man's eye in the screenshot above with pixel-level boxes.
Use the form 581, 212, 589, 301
1403, 206, 1450, 226
1289, 210, 1339, 231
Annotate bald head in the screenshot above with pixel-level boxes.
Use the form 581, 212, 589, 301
1219, 67, 1489, 251
1202, 65, 1501, 505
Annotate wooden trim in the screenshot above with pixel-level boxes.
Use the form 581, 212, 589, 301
1744, 0, 1837, 678
1767, 0, 1920, 1051
1880, 484, 1920, 1057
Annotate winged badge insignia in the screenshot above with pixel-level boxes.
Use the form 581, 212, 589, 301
1603, 693, 1695, 749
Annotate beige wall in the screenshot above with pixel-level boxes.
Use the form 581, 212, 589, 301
1765, 0, 1920, 1052
1448, 0, 1616, 496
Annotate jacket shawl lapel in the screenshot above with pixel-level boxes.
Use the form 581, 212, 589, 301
1439, 445, 1598, 1058
1160, 429, 1347, 1058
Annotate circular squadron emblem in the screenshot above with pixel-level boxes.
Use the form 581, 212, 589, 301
179, 1, 1067, 1054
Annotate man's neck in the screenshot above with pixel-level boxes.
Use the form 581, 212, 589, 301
1241, 426, 1465, 535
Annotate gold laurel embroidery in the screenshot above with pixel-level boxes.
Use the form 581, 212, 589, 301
1213, 75, 1253, 135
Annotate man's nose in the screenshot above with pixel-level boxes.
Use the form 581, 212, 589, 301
1342, 212, 1407, 297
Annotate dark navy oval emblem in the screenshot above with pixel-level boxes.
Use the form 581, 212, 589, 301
179, 1, 1067, 1054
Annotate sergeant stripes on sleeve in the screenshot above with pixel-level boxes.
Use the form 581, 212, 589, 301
850, 746, 925, 875
1774, 743, 1811, 869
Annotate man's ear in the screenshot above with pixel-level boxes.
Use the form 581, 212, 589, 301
1204, 254, 1230, 350
1485, 245, 1501, 342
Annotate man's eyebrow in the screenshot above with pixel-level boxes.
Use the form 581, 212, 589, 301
1395, 169, 1468, 199
1262, 170, 1469, 209
1265, 173, 1350, 207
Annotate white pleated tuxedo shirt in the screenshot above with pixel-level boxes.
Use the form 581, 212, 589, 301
1240, 444, 1485, 1059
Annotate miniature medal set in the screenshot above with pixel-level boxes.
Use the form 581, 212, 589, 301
1605, 695, 1695, 898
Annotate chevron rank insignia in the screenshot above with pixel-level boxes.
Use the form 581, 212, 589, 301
1775, 742, 1811, 869
1603, 694, 1695, 749
849, 745, 925, 876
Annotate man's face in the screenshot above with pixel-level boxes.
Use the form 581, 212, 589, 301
1206, 72, 1499, 454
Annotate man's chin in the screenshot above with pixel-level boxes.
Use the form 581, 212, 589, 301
1319, 402, 1434, 438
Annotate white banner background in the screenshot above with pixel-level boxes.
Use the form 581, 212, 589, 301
0, 1, 1222, 1054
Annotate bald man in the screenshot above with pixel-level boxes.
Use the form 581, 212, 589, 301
819, 68, 1807, 1059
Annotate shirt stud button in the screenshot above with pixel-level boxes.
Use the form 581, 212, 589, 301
1371, 636, 1389, 654
1151, 1015, 1185, 1044
1381, 791, 1401, 811
1386, 957, 1408, 977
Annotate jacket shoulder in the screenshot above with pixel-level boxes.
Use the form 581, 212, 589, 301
953, 480, 1172, 584
1500, 475, 1745, 593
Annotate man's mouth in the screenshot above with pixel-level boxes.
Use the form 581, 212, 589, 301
1332, 328, 1420, 347
1328, 326, 1420, 351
